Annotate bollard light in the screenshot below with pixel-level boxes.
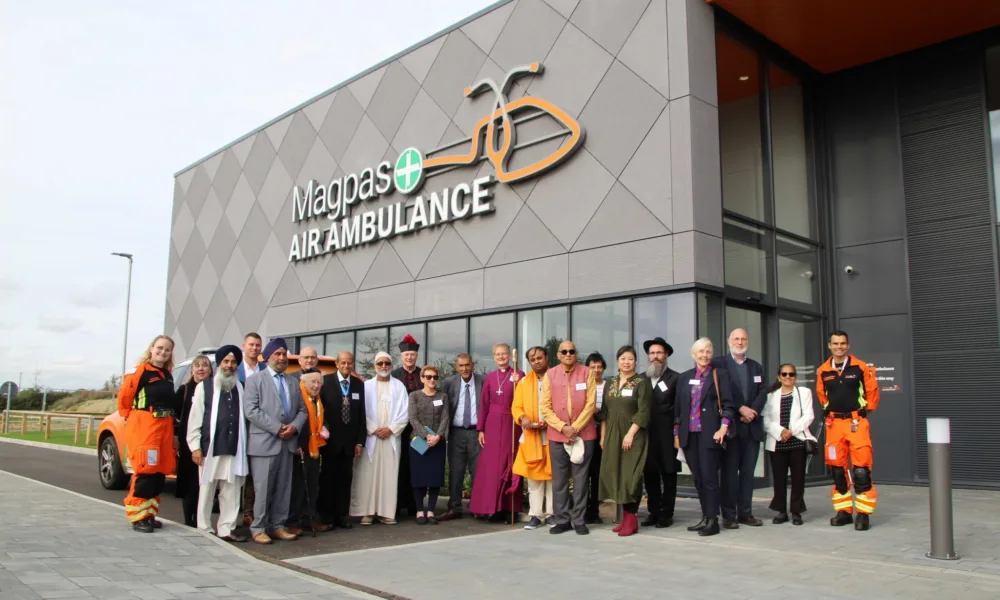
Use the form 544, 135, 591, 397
926, 417, 959, 560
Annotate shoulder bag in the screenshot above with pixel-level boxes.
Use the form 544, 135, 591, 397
712, 369, 737, 441
794, 387, 818, 455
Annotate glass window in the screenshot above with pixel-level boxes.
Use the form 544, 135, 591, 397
354, 328, 388, 380
324, 332, 354, 359
697, 292, 725, 355
572, 300, 629, 376
986, 47, 1000, 219
717, 32, 767, 223
724, 218, 772, 297
518, 306, 568, 367
724, 306, 765, 362
173, 364, 191, 392
633, 293, 696, 374
470, 313, 515, 374
298, 335, 325, 356
390, 324, 426, 367
769, 65, 814, 239
776, 235, 819, 308
777, 314, 825, 477
427, 319, 467, 377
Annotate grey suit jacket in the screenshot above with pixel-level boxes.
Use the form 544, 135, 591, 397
442, 373, 485, 424
243, 368, 307, 457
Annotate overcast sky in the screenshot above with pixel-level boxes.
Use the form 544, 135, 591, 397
0, 0, 495, 391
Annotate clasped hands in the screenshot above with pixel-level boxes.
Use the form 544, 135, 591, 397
520, 416, 546, 431
426, 434, 441, 448
277, 424, 297, 440
739, 406, 758, 424
373, 427, 392, 440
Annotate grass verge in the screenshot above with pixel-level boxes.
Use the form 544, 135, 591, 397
1, 430, 96, 448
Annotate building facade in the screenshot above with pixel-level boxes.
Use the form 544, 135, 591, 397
167, 0, 1000, 487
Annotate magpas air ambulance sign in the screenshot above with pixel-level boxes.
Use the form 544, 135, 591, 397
287, 62, 585, 262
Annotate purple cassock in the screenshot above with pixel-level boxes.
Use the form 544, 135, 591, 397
469, 366, 525, 516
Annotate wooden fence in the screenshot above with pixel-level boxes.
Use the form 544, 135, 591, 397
0, 410, 108, 446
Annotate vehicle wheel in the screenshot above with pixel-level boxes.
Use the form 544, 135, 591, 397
99, 435, 128, 490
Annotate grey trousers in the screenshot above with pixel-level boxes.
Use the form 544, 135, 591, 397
249, 453, 293, 534
447, 427, 480, 510
551, 439, 595, 527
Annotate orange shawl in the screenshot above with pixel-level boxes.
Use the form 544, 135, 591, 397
512, 370, 552, 480
299, 381, 326, 458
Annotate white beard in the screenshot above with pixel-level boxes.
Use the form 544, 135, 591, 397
645, 361, 665, 380
376, 369, 391, 379
216, 371, 237, 392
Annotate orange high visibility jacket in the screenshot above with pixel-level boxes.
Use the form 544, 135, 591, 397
816, 354, 880, 414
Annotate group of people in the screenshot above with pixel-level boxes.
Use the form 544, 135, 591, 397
116, 325, 880, 542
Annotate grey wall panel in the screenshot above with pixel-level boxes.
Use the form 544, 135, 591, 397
672, 230, 722, 287
267, 302, 308, 337
620, 104, 673, 230
835, 241, 909, 318
666, 0, 717, 106
522, 23, 613, 119
414, 270, 485, 318
488, 0, 564, 71
366, 62, 421, 143
460, 2, 514, 54
484, 255, 568, 308
569, 0, 648, 56
308, 294, 358, 332
838, 314, 916, 484
572, 183, 668, 251
670, 96, 722, 238
487, 206, 566, 267
616, 0, 670, 100
356, 282, 415, 325
359, 243, 414, 291
568, 235, 672, 297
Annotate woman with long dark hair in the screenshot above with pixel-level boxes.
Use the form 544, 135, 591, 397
762, 364, 817, 525
175, 355, 213, 527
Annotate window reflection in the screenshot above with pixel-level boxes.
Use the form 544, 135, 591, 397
769, 65, 814, 239
572, 301, 629, 376
354, 328, 388, 380
471, 314, 515, 374
777, 314, 825, 477
390, 324, 425, 367
427, 319, 467, 377
724, 306, 765, 362
698, 293, 725, 354
987, 48, 1000, 220
298, 335, 324, 356
724, 218, 772, 296
776, 235, 819, 307
633, 294, 696, 373
324, 332, 354, 359
518, 307, 568, 367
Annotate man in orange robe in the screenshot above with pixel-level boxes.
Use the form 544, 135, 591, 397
512, 346, 553, 530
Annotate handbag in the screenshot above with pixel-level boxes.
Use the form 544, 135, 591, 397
712, 369, 737, 441
794, 387, 819, 455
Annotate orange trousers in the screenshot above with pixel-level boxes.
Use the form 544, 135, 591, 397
123, 410, 176, 523
824, 414, 877, 515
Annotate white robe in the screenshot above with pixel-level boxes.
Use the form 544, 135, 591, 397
350, 377, 409, 517
186, 378, 248, 485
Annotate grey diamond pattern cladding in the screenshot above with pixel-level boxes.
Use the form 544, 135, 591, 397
176, 295, 204, 354
185, 166, 212, 221
488, 0, 565, 71
526, 149, 614, 249
277, 112, 317, 182
226, 174, 257, 234
523, 22, 613, 118
570, 0, 649, 56
360, 243, 413, 290
366, 62, 421, 143
242, 134, 277, 196
234, 278, 268, 335
207, 219, 239, 275
179, 232, 208, 290
392, 89, 451, 155
203, 286, 233, 342
460, 1, 515, 54
256, 158, 293, 226
311, 255, 356, 299
572, 182, 667, 251
421, 32, 487, 118
211, 149, 242, 207
318, 89, 365, 163
271, 267, 307, 306
338, 115, 389, 178
236, 203, 272, 271
487, 205, 566, 266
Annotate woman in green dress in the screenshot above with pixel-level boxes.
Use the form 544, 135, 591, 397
599, 345, 652, 537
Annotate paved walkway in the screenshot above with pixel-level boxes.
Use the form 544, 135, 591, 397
0, 471, 375, 599
292, 485, 1000, 600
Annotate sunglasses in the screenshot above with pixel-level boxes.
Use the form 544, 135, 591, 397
375, 361, 392, 367
779, 372, 797, 378
423, 374, 439, 380
559, 349, 577, 355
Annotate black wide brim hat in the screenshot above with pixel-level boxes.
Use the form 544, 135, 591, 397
642, 337, 674, 357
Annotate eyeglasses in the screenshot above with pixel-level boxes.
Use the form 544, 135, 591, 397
375, 361, 392, 367
559, 349, 577, 356
423, 375, 439, 380
779, 372, 797, 378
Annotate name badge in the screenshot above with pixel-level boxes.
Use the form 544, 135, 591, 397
657, 381, 668, 392
575, 383, 587, 391
689, 379, 702, 386
753, 376, 763, 383
433, 399, 444, 407
352, 393, 360, 400
622, 389, 633, 397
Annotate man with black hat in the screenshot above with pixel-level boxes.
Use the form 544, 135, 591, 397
642, 337, 681, 528
391, 334, 421, 518
186, 345, 249, 542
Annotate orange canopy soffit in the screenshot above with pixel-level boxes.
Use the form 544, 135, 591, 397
708, 0, 1000, 73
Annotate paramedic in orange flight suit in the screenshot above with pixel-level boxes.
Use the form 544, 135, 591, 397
816, 329, 880, 531
118, 335, 178, 533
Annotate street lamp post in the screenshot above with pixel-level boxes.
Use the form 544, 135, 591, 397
112, 253, 134, 381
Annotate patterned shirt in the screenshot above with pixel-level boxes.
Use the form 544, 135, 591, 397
673, 365, 730, 435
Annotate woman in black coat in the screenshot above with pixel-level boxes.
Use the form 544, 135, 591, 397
174, 355, 213, 527
673, 337, 735, 537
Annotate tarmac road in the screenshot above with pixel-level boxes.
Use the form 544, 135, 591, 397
0, 441, 513, 561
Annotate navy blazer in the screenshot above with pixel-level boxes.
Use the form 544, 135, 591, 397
711, 355, 768, 442
674, 366, 737, 450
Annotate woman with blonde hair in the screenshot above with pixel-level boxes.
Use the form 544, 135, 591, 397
175, 354, 212, 527
673, 337, 735, 537
117, 335, 177, 532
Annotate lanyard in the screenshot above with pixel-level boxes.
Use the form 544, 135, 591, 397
832, 358, 848, 375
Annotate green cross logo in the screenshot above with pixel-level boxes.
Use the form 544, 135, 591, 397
394, 147, 424, 195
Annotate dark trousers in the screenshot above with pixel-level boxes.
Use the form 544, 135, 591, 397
319, 448, 354, 521
289, 454, 321, 526
585, 442, 602, 520
768, 448, 807, 514
686, 433, 723, 518
447, 427, 480, 511
397, 424, 416, 515
551, 440, 595, 527
643, 463, 677, 519
722, 434, 760, 519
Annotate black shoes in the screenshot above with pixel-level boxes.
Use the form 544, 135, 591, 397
687, 517, 708, 532
584, 515, 604, 524
722, 518, 740, 530
655, 516, 673, 528
773, 512, 789, 524
854, 513, 870, 531
698, 518, 721, 537
549, 523, 573, 534
334, 518, 353, 530
792, 513, 803, 526
738, 515, 763, 527
151, 518, 163, 529
641, 514, 659, 527
574, 524, 590, 535
132, 517, 155, 533
830, 510, 853, 527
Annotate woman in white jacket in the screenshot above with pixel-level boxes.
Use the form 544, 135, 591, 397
763, 364, 817, 525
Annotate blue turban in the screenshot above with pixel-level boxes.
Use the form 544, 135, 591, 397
214, 344, 242, 365
262, 337, 288, 360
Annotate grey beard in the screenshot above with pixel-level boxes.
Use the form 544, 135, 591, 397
645, 361, 665, 380
376, 369, 391, 379
216, 371, 237, 392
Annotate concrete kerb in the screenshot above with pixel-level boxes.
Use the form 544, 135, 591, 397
0, 469, 390, 600
0, 435, 97, 456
